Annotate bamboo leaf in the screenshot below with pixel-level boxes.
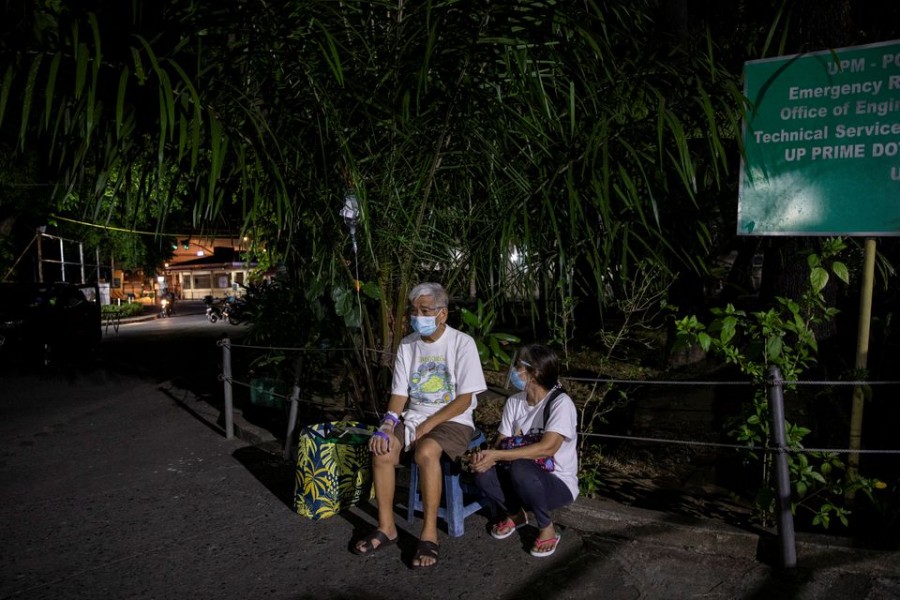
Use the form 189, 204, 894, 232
86, 83, 96, 141
208, 115, 225, 206
134, 35, 162, 77
116, 67, 129, 138
158, 87, 167, 165
19, 54, 43, 148
166, 59, 203, 167
569, 80, 575, 138
1, 66, 13, 127
314, 21, 344, 86
75, 42, 89, 99
87, 12, 102, 67
159, 70, 175, 139
130, 46, 146, 85
44, 53, 61, 129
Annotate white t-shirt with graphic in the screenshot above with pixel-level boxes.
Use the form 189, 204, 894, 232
499, 390, 580, 501
391, 326, 487, 428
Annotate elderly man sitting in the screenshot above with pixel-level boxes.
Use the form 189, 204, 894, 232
352, 282, 486, 569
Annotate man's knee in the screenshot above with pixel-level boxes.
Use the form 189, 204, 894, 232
372, 449, 399, 468
414, 441, 442, 469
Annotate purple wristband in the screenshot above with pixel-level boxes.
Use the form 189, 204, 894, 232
373, 430, 390, 442
380, 412, 400, 427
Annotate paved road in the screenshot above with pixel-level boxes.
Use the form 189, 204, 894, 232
1, 314, 898, 599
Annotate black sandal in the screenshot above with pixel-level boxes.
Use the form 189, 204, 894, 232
411, 540, 439, 569
352, 529, 397, 555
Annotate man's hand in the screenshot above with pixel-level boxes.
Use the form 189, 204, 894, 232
415, 419, 436, 440
369, 425, 394, 455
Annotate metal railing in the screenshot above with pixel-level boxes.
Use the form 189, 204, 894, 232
218, 337, 362, 460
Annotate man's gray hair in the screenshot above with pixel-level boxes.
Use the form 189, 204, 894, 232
408, 282, 448, 307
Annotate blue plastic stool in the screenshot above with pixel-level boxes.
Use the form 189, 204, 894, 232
407, 429, 489, 537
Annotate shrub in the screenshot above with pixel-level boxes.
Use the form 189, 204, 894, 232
101, 302, 144, 318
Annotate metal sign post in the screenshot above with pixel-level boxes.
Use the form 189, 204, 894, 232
847, 238, 877, 493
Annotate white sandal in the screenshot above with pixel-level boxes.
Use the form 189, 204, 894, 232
490, 512, 529, 540
530, 530, 561, 557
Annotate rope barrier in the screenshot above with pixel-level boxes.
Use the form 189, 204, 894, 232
217, 338, 399, 358
579, 431, 900, 455
780, 380, 899, 386
563, 376, 753, 386
579, 431, 757, 450
215, 339, 899, 458
563, 376, 900, 387
220, 374, 381, 418
782, 447, 900, 455
216, 340, 900, 388
218, 340, 355, 352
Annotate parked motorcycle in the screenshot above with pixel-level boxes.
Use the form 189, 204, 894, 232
204, 295, 222, 323
221, 295, 245, 325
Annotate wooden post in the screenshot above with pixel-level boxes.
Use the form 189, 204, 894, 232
847, 237, 876, 496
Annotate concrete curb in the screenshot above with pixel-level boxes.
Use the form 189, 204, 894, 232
555, 496, 761, 559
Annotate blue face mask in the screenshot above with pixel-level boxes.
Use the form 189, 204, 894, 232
411, 315, 438, 336
510, 369, 527, 391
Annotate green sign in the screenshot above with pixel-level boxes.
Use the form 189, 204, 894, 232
739, 39, 900, 236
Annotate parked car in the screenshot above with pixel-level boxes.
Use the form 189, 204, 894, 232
0, 281, 102, 363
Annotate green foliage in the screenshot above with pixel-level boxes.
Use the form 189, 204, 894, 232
459, 299, 520, 371
4, 1, 819, 423
2, 0, 744, 361
598, 262, 675, 362
577, 444, 606, 499
332, 280, 382, 331
677, 237, 848, 382
237, 278, 342, 392
858, 479, 900, 547
674, 237, 874, 529
100, 302, 143, 318
241, 279, 336, 348
571, 263, 673, 443
548, 280, 578, 362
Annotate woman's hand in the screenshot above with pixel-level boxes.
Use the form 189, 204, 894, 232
469, 448, 499, 473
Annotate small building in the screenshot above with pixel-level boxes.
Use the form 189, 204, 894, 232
162, 242, 255, 301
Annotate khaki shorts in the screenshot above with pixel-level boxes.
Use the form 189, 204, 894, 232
392, 420, 474, 460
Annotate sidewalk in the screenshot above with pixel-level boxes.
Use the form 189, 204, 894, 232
222, 387, 900, 597
2, 367, 898, 600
